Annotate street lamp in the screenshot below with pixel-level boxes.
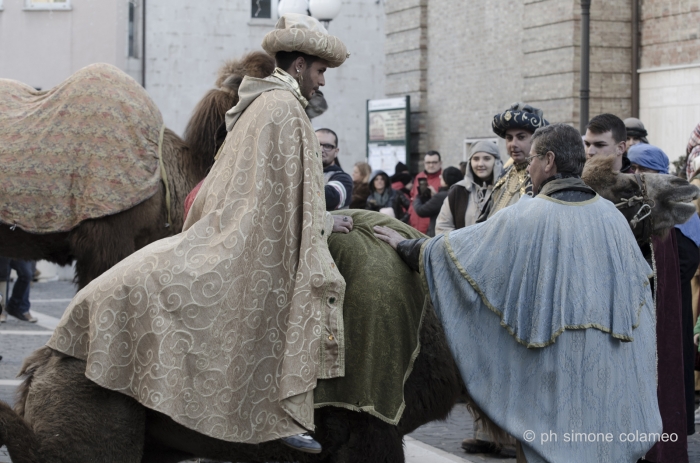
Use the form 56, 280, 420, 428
309, 0, 342, 28
278, 0, 309, 17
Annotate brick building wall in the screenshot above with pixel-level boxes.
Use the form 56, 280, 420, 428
640, 0, 700, 68
384, 0, 428, 172
385, 0, 634, 169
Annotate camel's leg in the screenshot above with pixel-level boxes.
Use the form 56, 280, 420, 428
323, 414, 403, 463
23, 351, 145, 462
68, 189, 172, 288
69, 218, 137, 289
516, 441, 528, 463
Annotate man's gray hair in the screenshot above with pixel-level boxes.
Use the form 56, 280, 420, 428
531, 123, 586, 175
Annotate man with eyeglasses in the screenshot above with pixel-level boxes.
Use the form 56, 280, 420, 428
479, 103, 549, 221
408, 150, 443, 233
317, 128, 353, 210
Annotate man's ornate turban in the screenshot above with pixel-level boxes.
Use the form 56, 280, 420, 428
492, 103, 549, 139
262, 13, 349, 68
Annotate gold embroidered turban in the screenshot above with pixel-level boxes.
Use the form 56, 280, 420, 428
262, 13, 349, 68
492, 102, 549, 139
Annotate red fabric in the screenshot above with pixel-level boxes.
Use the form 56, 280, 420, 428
184, 179, 204, 221
408, 170, 442, 234
391, 181, 405, 191
645, 232, 689, 463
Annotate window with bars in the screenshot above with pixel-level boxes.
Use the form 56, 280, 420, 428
25, 0, 71, 10
251, 0, 272, 19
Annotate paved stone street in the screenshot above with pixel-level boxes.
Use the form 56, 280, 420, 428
1, 280, 699, 462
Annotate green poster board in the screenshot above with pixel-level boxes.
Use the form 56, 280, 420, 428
366, 96, 410, 176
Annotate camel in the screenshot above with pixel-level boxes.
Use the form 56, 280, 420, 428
1, 155, 698, 462
0, 52, 287, 290
581, 155, 700, 240
0, 262, 465, 463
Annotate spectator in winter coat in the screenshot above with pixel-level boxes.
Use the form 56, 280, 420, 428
413, 166, 464, 237
436, 141, 503, 234
391, 163, 413, 223
317, 128, 353, 210
350, 162, 371, 209
366, 171, 397, 216
408, 151, 443, 233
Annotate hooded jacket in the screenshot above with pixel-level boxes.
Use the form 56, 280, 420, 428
366, 171, 397, 212
435, 151, 503, 234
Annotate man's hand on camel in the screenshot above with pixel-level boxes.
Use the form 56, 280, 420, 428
373, 226, 406, 250
332, 215, 353, 234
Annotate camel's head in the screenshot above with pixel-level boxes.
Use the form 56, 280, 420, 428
216, 52, 276, 106
583, 156, 700, 239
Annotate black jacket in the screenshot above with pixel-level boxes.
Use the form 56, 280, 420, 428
413, 187, 449, 237
323, 164, 353, 210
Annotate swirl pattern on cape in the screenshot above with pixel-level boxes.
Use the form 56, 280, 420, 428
48, 87, 346, 444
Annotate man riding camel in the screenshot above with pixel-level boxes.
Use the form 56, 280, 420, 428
478, 103, 549, 220
375, 123, 662, 463
48, 14, 351, 454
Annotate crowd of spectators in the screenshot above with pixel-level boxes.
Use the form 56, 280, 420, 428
322, 110, 700, 460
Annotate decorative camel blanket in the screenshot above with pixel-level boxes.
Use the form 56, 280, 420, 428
0, 63, 164, 233
316, 210, 427, 424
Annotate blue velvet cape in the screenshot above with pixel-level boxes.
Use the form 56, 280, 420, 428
422, 194, 662, 463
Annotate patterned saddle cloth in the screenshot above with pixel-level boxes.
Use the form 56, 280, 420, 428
0, 63, 164, 233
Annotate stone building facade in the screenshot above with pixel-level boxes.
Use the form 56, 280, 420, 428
145, 0, 385, 168
0, 0, 143, 89
0, 1, 385, 168
385, 0, 700, 170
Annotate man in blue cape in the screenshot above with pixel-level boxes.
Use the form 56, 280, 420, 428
375, 123, 662, 463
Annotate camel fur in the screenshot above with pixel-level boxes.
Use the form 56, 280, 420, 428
0, 297, 466, 463
582, 155, 700, 237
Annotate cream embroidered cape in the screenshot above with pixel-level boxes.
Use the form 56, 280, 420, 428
48, 73, 346, 443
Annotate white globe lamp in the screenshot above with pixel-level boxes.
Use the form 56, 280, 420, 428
278, 0, 310, 17
309, 0, 342, 27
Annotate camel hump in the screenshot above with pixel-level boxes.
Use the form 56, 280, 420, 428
0, 62, 164, 234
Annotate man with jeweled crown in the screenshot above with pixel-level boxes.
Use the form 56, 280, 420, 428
48, 14, 353, 454
479, 103, 549, 220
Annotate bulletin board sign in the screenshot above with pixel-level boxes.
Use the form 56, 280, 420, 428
366, 96, 410, 177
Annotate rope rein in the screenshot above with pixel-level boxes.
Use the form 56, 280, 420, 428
650, 238, 658, 385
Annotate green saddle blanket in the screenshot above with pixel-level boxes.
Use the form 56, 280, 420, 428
314, 210, 427, 425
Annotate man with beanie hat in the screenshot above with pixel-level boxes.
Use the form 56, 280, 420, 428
624, 117, 649, 149
436, 140, 503, 234
479, 103, 549, 221
413, 166, 463, 237
47, 14, 352, 454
